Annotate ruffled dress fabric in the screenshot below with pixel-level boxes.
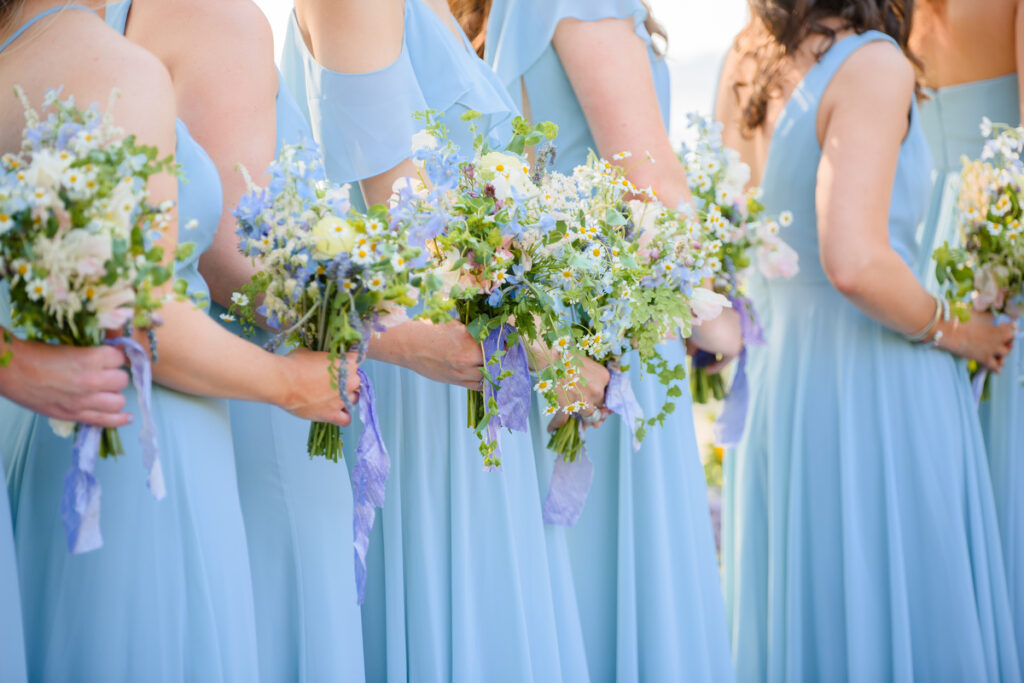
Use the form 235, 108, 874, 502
484, 1, 734, 680
207, 72, 366, 683
281, 3, 585, 680
919, 73, 1024, 673
0, 109, 261, 679
725, 32, 1020, 682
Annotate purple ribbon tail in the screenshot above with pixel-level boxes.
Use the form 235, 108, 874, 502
351, 369, 390, 605
480, 324, 532, 470
542, 424, 594, 527
604, 366, 644, 451
710, 297, 764, 449
60, 337, 163, 555
714, 349, 750, 448
106, 337, 164, 499
60, 425, 103, 554
972, 368, 988, 404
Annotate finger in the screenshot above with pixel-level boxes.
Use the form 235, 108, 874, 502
547, 413, 568, 433
92, 368, 131, 393
91, 345, 130, 370
81, 391, 128, 416
347, 390, 360, 406
77, 410, 133, 429
337, 410, 352, 427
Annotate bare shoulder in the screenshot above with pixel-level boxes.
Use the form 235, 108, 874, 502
2, 11, 174, 133
829, 37, 915, 102
294, 0, 404, 73
160, 0, 274, 56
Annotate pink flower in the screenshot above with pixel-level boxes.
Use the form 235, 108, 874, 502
756, 241, 799, 279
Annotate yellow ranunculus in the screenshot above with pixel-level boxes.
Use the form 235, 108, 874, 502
311, 215, 359, 259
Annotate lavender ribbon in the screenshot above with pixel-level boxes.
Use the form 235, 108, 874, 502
542, 423, 594, 526
60, 337, 163, 554
714, 298, 765, 448
604, 366, 644, 451
351, 369, 390, 605
542, 366, 644, 526
481, 324, 531, 468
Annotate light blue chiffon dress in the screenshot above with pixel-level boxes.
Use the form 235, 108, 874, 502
919, 73, 1024, 673
485, 2, 733, 681
282, 2, 585, 680
725, 32, 1020, 682
108, 4, 365, 678
211, 77, 366, 683
0, 8, 259, 680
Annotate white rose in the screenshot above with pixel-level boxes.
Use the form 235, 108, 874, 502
478, 151, 536, 200
25, 149, 71, 191
411, 129, 438, 155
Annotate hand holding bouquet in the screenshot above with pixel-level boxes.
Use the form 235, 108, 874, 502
395, 111, 571, 470
935, 118, 1024, 400
527, 153, 729, 523
0, 87, 183, 552
232, 140, 434, 602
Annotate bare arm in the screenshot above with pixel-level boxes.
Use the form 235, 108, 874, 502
817, 42, 1013, 369
111, 35, 353, 423
171, 2, 278, 312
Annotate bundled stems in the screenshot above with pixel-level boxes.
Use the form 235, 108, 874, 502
547, 418, 584, 462
690, 366, 726, 404
98, 427, 125, 460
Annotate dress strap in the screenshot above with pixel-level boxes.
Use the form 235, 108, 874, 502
799, 30, 900, 102
0, 4, 92, 54
104, 0, 131, 35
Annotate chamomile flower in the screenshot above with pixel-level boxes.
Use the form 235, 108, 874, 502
613, 151, 632, 160
544, 405, 559, 416
26, 278, 48, 301
993, 194, 1013, 217
219, 313, 237, 322
779, 210, 794, 227
364, 273, 387, 291
230, 292, 249, 307
534, 379, 553, 392
365, 217, 385, 235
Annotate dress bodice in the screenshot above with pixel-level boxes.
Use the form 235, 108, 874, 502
104, 0, 223, 312
484, 0, 668, 174
281, 0, 518, 188
761, 31, 932, 286
920, 74, 1019, 175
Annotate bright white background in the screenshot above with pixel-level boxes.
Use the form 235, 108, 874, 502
251, 0, 750, 144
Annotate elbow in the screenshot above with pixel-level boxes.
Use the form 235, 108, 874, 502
821, 250, 871, 298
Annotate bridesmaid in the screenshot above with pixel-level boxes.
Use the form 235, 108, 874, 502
103, 1, 366, 679
460, 1, 739, 680
282, 1, 606, 680
715, 2, 1020, 680
0, 2, 357, 680
911, 2, 1024, 670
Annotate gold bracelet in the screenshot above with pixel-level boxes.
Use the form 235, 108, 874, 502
905, 295, 942, 344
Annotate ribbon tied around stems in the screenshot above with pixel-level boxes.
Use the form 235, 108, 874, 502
351, 368, 390, 605
60, 337, 164, 554
481, 324, 531, 469
714, 297, 765, 448
543, 365, 644, 526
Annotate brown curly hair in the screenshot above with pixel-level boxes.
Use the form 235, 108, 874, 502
449, 0, 667, 58
735, 0, 919, 135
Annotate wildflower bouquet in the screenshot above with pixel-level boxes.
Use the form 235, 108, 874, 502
233, 141, 439, 603
530, 153, 726, 463
232, 141, 427, 461
679, 113, 797, 405
515, 152, 729, 525
934, 118, 1024, 400
396, 111, 604, 469
0, 87, 181, 553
